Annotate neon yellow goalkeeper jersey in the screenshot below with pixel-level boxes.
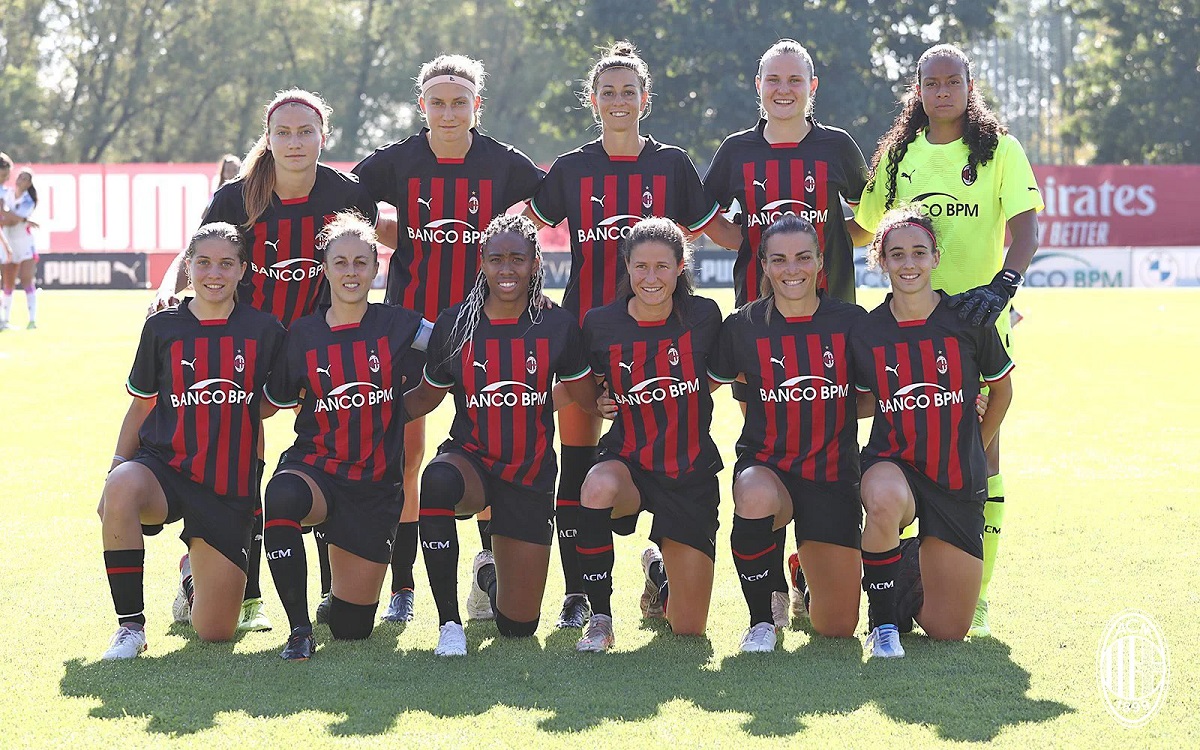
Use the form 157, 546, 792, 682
856, 131, 1044, 295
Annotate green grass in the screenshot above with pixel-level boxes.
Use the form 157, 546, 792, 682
1, 288, 1197, 748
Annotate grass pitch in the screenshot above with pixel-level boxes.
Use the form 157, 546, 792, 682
0, 288, 1196, 748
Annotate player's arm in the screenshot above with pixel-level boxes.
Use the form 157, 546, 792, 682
703, 213, 742, 250
521, 203, 548, 230
846, 217, 873, 247
376, 217, 398, 250
947, 209, 1039, 327
856, 392, 874, 418
403, 378, 448, 421
99, 396, 156, 516
555, 376, 603, 417
150, 250, 190, 315
978, 375, 1012, 450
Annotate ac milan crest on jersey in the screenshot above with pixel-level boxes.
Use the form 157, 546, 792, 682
267, 303, 424, 484
425, 305, 590, 492
703, 119, 868, 306
127, 301, 285, 497
201, 165, 378, 329
353, 129, 544, 321
709, 296, 865, 481
583, 295, 723, 478
850, 292, 1013, 498
531, 137, 719, 322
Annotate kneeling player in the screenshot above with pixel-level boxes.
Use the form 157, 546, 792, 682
262, 213, 425, 660
850, 208, 1012, 658
574, 219, 726, 652
98, 223, 285, 659
404, 215, 599, 656
709, 215, 869, 652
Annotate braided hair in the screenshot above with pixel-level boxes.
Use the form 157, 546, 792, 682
442, 213, 546, 366
866, 44, 1006, 210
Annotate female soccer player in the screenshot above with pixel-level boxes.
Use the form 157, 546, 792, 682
703, 39, 872, 307
572, 218, 724, 652
527, 42, 721, 628
261, 213, 425, 660
0, 163, 39, 330
850, 207, 1013, 658
404, 215, 600, 656
354, 55, 545, 623
216, 154, 242, 191
97, 223, 286, 659
708, 215, 868, 652
152, 89, 380, 632
851, 44, 1041, 636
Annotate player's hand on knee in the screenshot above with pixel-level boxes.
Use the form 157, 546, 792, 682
947, 269, 1023, 327
597, 392, 617, 420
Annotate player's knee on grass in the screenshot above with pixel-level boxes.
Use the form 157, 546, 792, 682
494, 608, 539, 638
861, 485, 908, 530
328, 596, 377, 640
732, 467, 783, 520
420, 461, 465, 513
264, 473, 313, 523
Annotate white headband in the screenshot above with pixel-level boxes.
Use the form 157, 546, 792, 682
420, 75, 478, 100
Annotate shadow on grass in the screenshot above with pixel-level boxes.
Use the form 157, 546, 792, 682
61, 624, 1068, 740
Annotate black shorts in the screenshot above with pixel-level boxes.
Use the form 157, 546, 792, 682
864, 458, 985, 559
135, 450, 254, 572
733, 458, 862, 549
438, 442, 555, 546
731, 380, 750, 403
601, 451, 721, 561
277, 461, 403, 564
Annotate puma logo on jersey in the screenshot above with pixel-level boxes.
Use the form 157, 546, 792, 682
753, 179, 768, 191
181, 358, 196, 370
885, 364, 900, 377
590, 195, 606, 206
618, 361, 633, 374
263, 240, 280, 252
900, 170, 916, 183
417, 196, 432, 210
473, 360, 488, 371
769, 356, 786, 369
316, 365, 331, 378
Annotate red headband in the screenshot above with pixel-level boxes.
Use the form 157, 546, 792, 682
267, 97, 324, 126
880, 221, 937, 250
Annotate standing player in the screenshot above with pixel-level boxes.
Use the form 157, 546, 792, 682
703, 39, 872, 307
574, 219, 724, 652
850, 208, 1012, 657
708, 215, 867, 652
151, 89, 380, 632
404, 215, 600, 656
0, 162, 40, 330
97, 223, 285, 659
526, 41, 721, 629
216, 154, 242, 191
851, 44, 1041, 637
261, 214, 425, 660
354, 54, 545, 624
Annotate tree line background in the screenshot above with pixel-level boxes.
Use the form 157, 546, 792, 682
0, 0, 1195, 167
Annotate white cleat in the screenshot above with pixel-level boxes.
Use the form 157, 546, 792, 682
102, 624, 148, 660
576, 613, 615, 652
466, 550, 496, 621
865, 625, 906, 659
739, 622, 778, 653
435, 621, 467, 657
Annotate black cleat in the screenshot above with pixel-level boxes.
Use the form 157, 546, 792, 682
894, 537, 923, 634
555, 594, 591, 629
281, 626, 315, 661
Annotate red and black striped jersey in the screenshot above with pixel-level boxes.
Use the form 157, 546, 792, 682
703, 119, 868, 306
352, 129, 544, 321
849, 292, 1014, 499
424, 304, 591, 494
265, 303, 424, 485
709, 295, 865, 482
126, 300, 286, 498
530, 137, 720, 321
583, 294, 723, 479
201, 164, 379, 329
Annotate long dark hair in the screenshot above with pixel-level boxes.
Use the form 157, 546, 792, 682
17, 169, 37, 206
618, 217, 695, 322
866, 44, 1005, 210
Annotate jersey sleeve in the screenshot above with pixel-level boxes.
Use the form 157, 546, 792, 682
855, 170, 887, 234
529, 159, 567, 227
351, 149, 398, 206
422, 313, 456, 389
126, 320, 161, 399
580, 311, 607, 379
997, 136, 1044, 221
351, 181, 381, 225
504, 148, 546, 208
977, 326, 1014, 383
840, 133, 870, 207
675, 152, 721, 232
264, 331, 303, 408
702, 140, 735, 210
848, 318, 875, 393
200, 184, 241, 226
555, 316, 591, 382
10, 194, 35, 220
707, 313, 740, 384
